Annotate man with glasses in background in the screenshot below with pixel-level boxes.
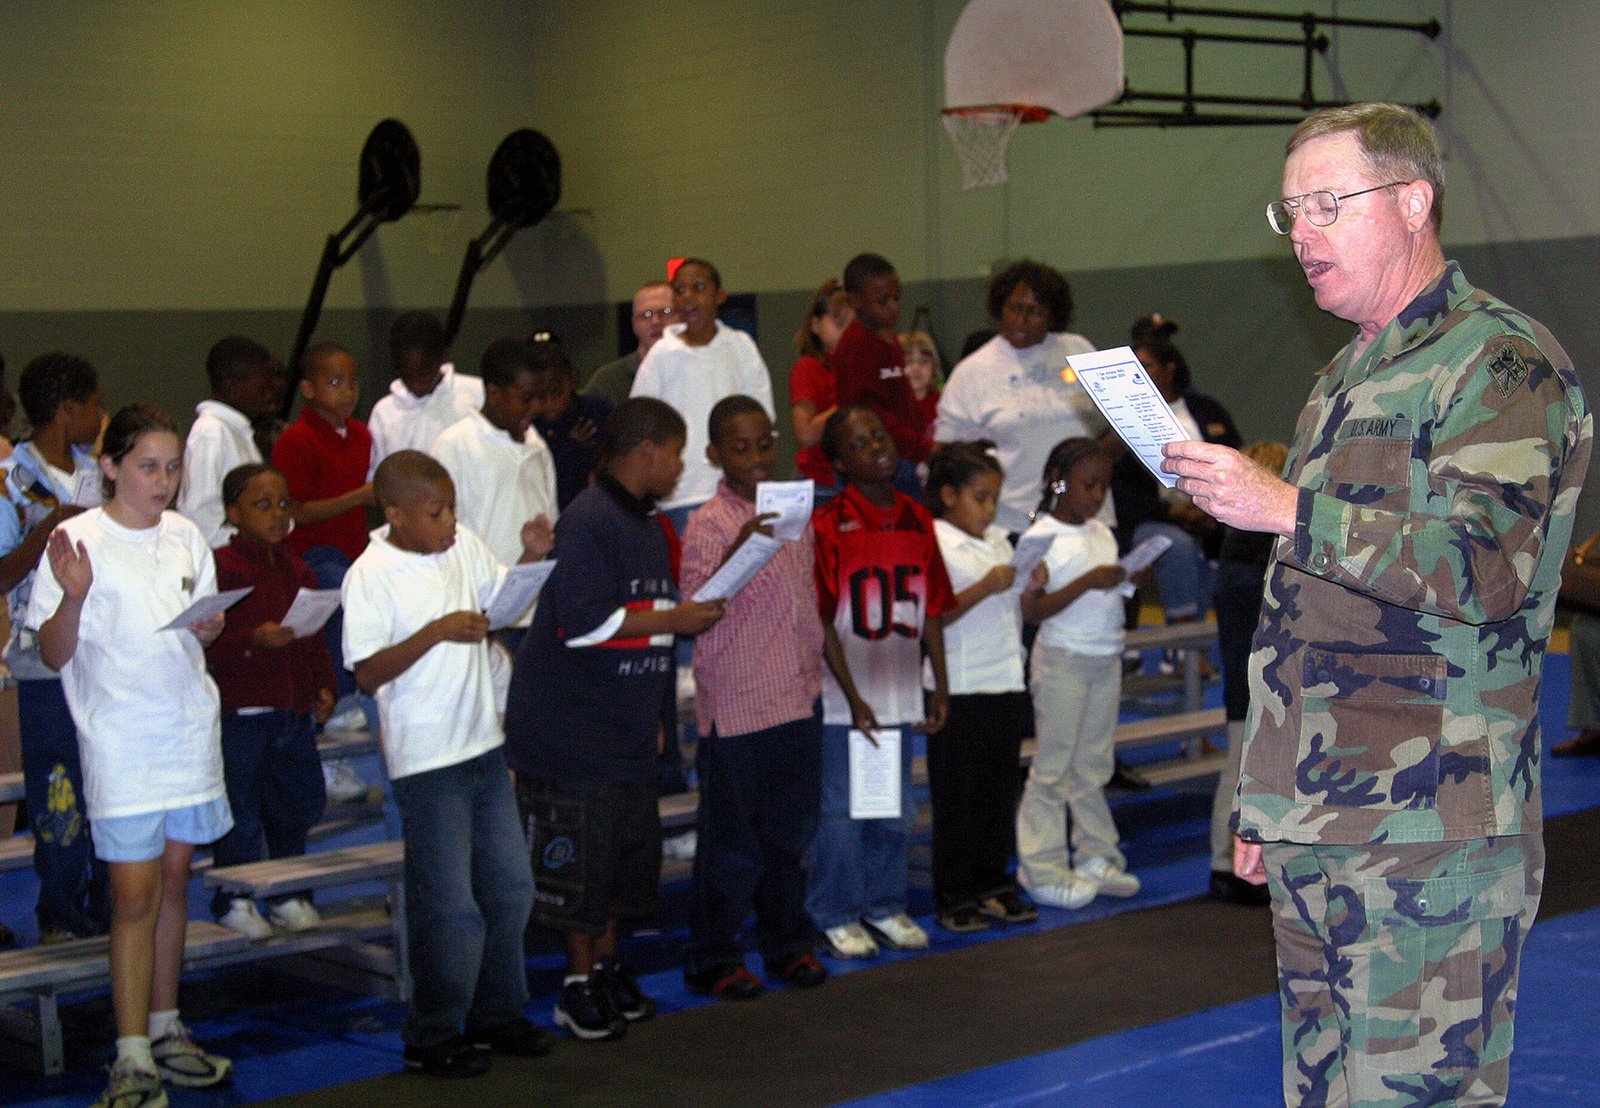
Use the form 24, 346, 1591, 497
1164, 102, 1590, 1106
585, 280, 676, 407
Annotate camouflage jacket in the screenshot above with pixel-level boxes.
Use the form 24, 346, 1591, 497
1238, 262, 1592, 845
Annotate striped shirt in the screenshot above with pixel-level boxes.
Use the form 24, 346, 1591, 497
681, 481, 824, 738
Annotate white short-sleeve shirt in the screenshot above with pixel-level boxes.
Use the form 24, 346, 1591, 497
342, 523, 507, 780
629, 322, 775, 511
26, 509, 225, 819
178, 400, 262, 548
928, 519, 1026, 694
431, 410, 558, 626
1024, 514, 1125, 656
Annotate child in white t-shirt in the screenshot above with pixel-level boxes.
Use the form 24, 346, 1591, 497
340, 449, 549, 1077
367, 311, 485, 469
1015, 437, 1135, 911
430, 334, 557, 649
923, 441, 1045, 933
30, 404, 235, 1106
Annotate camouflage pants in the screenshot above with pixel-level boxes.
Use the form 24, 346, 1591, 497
1264, 835, 1542, 1107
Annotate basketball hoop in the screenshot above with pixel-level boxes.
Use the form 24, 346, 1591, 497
942, 0, 1125, 188
941, 104, 1049, 189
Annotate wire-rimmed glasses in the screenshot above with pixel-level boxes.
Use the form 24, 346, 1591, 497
1266, 182, 1409, 235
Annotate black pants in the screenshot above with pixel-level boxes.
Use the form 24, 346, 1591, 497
926, 690, 1030, 910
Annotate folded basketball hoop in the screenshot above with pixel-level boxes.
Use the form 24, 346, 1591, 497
943, 0, 1125, 189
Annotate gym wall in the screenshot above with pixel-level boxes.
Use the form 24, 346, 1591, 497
0, 1, 1595, 525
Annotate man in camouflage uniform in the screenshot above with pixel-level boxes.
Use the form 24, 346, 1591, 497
1164, 103, 1591, 1105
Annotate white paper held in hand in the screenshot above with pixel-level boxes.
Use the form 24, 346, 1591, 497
692, 533, 784, 602
1009, 532, 1054, 589
1064, 345, 1191, 489
1116, 533, 1174, 597
482, 560, 557, 629
848, 728, 901, 819
755, 479, 815, 542
280, 588, 342, 638
71, 469, 104, 508
160, 587, 253, 632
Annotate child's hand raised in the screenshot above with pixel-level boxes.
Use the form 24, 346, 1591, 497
433, 610, 490, 643
982, 565, 1017, 595
1025, 561, 1049, 593
568, 415, 599, 446
1084, 564, 1127, 591
190, 612, 226, 646
734, 511, 779, 548
251, 621, 297, 650
670, 598, 726, 635
46, 529, 92, 599
521, 514, 555, 561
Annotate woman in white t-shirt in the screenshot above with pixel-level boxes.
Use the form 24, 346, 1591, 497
934, 261, 1112, 535
31, 404, 234, 1104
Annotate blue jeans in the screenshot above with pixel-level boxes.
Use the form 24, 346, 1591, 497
209, 710, 327, 916
685, 707, 822, 974
391, 746, 534, 1049
805, 723, 915, 930
18, 679, 109, 936
1134, 520, 1214, 621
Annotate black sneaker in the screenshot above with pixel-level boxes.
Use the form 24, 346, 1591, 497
554, 978, 627, 1041
596, 956, 658, 1021
768, 952, 828, 989
403, 1034, 491, 1078
978, 889, 1039, 924
938, 904, 990, 933
467, 1016, 554, 1058
684, 963, 765, 1000
1109, 759, 1152, 791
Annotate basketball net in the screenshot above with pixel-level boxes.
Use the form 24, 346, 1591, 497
941, 105, 1048, 189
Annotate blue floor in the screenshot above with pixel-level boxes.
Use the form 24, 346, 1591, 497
5, 650, 1598, 1106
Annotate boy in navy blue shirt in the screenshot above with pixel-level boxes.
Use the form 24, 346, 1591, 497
506, 397, 724, 1041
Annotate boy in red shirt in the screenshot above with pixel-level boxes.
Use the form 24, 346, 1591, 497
831, 254, 928, 477
272, 341, 377, 759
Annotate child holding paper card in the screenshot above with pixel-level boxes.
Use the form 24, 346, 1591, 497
680, 396, 827, 999
204, 463, 336, 939
808, 405, 953, 960
1016, 436, 1136, 911
29, 403, 236, 1105
923, 441, 1045, 933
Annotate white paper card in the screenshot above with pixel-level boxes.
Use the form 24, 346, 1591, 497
71, 469, 103, 508
1065, 346, 1192, 488
848, 728, 902, 819
482, 560, 557, 630
160, 587, 253, 632
1009, 532, 1054, 590
756, 480, 815, 542
1116, 533, 1175, 597
280, 588, 342, 638
691, 533, 784, 602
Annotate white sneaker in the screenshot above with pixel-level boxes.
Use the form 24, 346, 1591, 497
824, 922, 880, 959
662, 830, 697, 861
323, 760, 369, 804
1019, 873, 1097, 910
269, 897, 321, 932
1078, 856, 1141, 898
92, 1055, 167, 1108
862, 913, 929, 951
218, 898, 273, 940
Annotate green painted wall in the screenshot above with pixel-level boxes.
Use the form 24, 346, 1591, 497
1, 1, 1596, 525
